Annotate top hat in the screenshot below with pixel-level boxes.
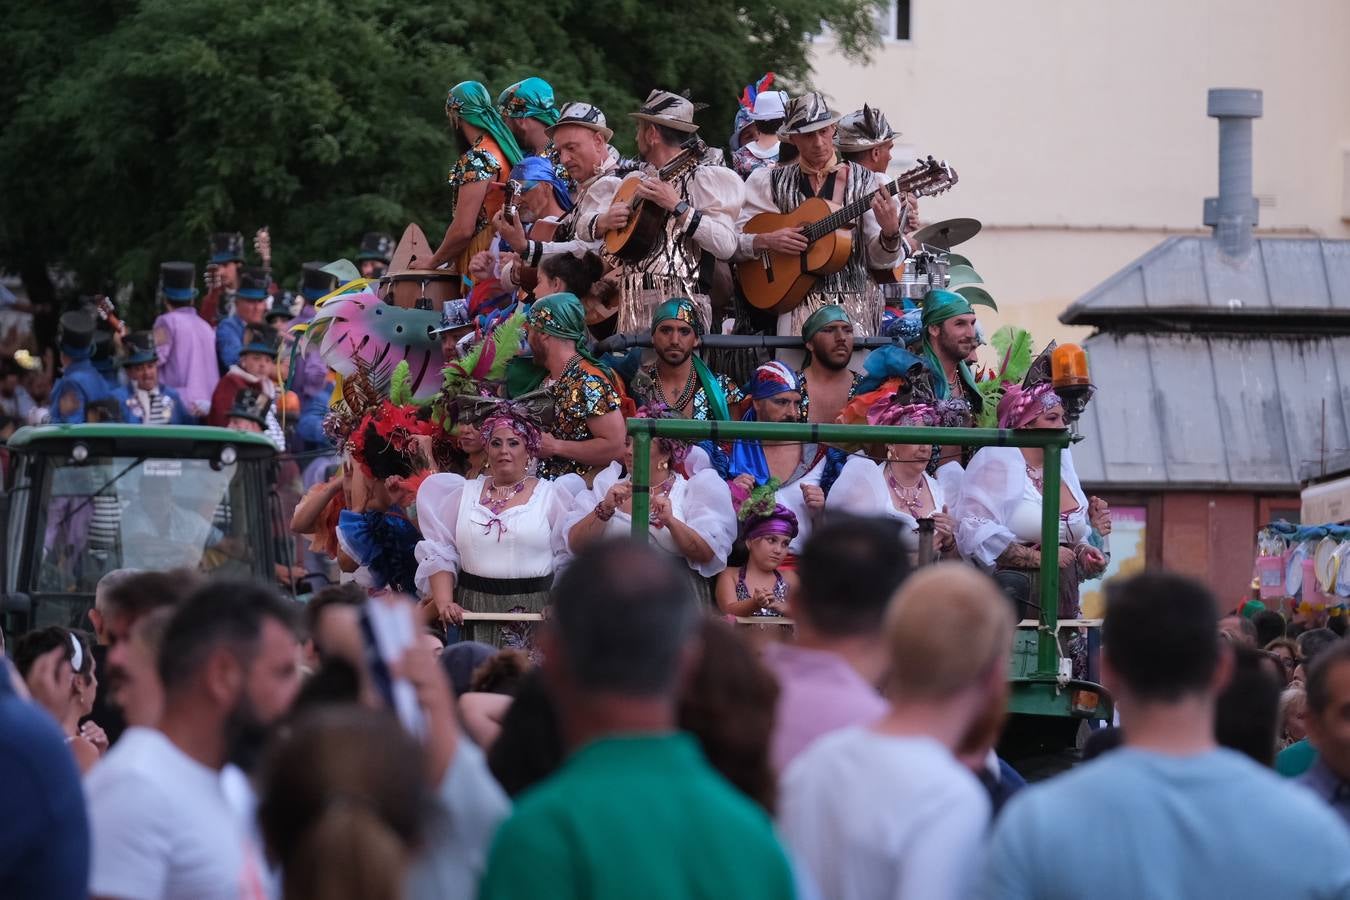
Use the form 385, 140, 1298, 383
59, 310, 97, 355
546, 102, 614, 142
300, 262, 340, 302
779, 92, 842, 136
835, 105, 898, 153
209, 232, 246, 265
237, 265, 270, 301
431, 299, 474, 336
357, 233, 396, 264
630, 89, 704, 134
240, 324, 282, 357
160, 262, 198, 304
227, 388, 272, 428
265, 292, 301, 324
120, 331, 159, 367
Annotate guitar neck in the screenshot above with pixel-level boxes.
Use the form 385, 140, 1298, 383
804, 175, 913, 242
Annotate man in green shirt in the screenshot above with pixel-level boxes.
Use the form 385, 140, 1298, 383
479, 540, 797, 900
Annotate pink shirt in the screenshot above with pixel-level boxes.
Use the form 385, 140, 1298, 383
154, 305, 220, 418
762, 642, 888, 773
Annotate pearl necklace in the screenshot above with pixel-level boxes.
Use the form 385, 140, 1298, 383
885, 465, 928, 516
483, 476, 527, 514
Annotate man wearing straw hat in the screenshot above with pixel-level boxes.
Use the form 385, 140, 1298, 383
586, 89, 745, 334
734, 91, 904, 343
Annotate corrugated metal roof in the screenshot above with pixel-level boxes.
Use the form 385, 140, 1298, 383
1074, 332, 1350, 490
1061, 237, 1350, 326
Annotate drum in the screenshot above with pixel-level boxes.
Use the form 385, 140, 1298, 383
380, 269, 460, 309
900, 252, 949, 301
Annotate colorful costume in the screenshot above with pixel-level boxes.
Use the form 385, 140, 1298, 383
734, 93, 903, 338
446, 81, 525, 287
629, 298, 743, 421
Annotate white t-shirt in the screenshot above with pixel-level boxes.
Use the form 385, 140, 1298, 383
85, 727, 261, 900
779, 727, 990, 900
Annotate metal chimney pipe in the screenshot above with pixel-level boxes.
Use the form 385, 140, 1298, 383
1203, 88, 1262, 260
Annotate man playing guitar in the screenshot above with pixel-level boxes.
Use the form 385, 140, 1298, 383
586, 89, 744, 334
734, 92, 903, 352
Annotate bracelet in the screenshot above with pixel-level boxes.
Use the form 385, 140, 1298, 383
879, 230, 902, 252
594, 502, 614, 522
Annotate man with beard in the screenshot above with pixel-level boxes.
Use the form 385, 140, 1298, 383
796, 305, 862, 424
630, 298, 742, 421
86, 580, 300, 900
726, 362, 828, 559
781, 562, 1013, 900
920, 289, 984, 412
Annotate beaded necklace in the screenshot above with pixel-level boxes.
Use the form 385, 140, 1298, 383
483, 476, 528, 515
657, 366, 698, 412
885, 463, 928, 516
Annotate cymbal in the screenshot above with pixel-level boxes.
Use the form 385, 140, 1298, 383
912, 217, 982, 250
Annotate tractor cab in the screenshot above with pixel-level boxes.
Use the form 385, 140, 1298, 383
1, 424, 286, 634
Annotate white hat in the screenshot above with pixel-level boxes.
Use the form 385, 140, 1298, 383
546, 102, 614, 142
749, 90, 788, 122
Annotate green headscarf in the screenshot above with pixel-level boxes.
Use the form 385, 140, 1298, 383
498, 77, 561, 127
920, 289, 982, 410
650, 297, 731, 421
801, 304, 851, 341
510, 292, 616, 398
920, 289, 974, 329
446, 81, 524, 167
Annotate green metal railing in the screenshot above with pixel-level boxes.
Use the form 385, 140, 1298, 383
627, 419, 1072, 677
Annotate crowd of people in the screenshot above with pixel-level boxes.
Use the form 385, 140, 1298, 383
7, 525, 1350, 899
7, 71, 1350, 899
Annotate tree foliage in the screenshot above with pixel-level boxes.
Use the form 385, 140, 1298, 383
0, 0, 882, 325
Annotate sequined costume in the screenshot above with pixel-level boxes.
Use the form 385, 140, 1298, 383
536, 356, 621, 480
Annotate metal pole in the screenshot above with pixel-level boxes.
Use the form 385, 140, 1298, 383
1038, 442, 1063, 676
630, 429, 651, 542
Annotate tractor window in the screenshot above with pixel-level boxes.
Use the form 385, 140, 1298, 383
35, 455, 257, 594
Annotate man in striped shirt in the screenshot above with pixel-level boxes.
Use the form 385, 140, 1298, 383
114, 332, 190, 426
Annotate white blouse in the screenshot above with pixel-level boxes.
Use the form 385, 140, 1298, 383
564, 462, 736, 578
953, 446, 1091, 568
825, 457, 947, 552
413, 473, 574, 595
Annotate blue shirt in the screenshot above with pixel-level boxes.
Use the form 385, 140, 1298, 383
49, 358, 113, 423
980, 747, 1350, 900
0, 662, 90, 899
215, 314, 246, 371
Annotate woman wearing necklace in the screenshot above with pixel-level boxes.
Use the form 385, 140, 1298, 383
415, 405, 574, 649
825, 402, 956, 561
954, 383, 1112, 674
566, 405, 735, 604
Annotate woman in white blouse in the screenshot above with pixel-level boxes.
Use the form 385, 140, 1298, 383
414, 406, 573, 648
826, 402, 956, 562
954, 383, 1112, 673
566, 406, 735, 604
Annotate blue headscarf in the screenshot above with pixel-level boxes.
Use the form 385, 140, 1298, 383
728, 362, 803, 483
510, 155, 574, 213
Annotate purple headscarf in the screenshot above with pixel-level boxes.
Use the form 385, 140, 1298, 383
997, 383, 1062, 430
480, 404, 543, 457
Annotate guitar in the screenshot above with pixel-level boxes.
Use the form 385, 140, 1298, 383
94, 296, 128, 338
603, 137, 707, 263
738, 156, 957, 314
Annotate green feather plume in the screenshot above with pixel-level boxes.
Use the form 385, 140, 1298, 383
736, 479, 782, 524
390, 360, 414, 406
974, 326, 1036, 428
432, 310, 529, 428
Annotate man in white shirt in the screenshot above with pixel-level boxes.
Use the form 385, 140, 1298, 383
86, 580, 302, 900
780, 562, 1013, 900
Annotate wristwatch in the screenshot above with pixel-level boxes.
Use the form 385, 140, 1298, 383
673, 200, 691, 217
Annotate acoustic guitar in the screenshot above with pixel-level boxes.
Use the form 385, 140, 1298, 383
603, 137, 707, 263
738, 156, 957, 314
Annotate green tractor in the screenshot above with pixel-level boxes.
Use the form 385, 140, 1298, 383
1, 424, 292, 635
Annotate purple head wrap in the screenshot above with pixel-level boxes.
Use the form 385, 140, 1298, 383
480, 405, 542, 457
634, 402, 690, 472
997, 383, 1062, 430
744, 504, 799, 542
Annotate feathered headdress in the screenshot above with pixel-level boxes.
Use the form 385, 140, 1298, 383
739, 72, 776, 111
431, 309, 528, 431
731, 479, 799, 542
972, 326, 1042, 428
